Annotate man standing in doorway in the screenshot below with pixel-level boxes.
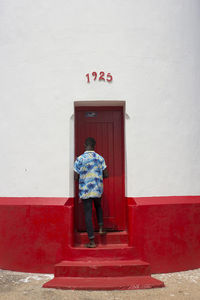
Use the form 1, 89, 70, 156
74, 137, 109, 248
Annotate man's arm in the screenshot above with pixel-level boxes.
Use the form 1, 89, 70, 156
74, 171, 79, 181
103, 168, 109, 178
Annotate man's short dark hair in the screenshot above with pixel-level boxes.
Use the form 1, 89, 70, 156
85, 137, 96, 148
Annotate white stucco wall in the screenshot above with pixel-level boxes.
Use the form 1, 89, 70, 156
0, 0, 200, 197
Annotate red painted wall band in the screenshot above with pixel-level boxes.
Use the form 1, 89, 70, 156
0, 196, 199, 274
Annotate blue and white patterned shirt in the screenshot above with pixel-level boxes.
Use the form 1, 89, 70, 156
74, 151, 107, 199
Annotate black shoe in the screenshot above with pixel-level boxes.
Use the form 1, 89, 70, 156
85, 240, 96, 248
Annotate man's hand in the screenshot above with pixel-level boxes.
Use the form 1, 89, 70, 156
103, 168, 109, 178
74, 171, 79, 181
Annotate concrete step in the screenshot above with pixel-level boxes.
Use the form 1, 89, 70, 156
43, 275, 164, 290
65, 244, 137, 260
75, 231, 128, 245
55, 259, 151, 277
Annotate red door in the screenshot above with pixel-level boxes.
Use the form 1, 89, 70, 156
75, 106, 126, 231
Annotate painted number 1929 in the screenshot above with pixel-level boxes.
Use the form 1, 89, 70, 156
86, 72, 113, 83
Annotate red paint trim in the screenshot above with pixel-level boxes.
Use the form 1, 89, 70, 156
132, 195, 200, 205
0, 197, 72, 206
75, 106, 124, 111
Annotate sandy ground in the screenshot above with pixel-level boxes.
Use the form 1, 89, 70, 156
0, 268, 200, 300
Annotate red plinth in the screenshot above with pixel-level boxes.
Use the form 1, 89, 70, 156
0, 195, 200, 290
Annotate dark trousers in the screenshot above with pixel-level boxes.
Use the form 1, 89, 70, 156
82, 197, 103, 239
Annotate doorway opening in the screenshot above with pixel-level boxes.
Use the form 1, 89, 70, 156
74, 101, 126, 232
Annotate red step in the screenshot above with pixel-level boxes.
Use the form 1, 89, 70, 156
43, 276, 164, 290
65, 244, 137, 260
43, 232, 165, 290
55, 259, 151, 277
75, 231, 128, 245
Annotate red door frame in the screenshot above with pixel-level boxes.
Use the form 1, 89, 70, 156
74, 105, 126, 231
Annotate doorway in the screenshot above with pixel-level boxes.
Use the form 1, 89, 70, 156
74, 105, 126, 231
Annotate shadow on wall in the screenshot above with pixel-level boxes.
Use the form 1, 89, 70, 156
69, 114, 74, 197
125, 112, 130, 197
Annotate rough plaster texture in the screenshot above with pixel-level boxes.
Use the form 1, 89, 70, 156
0, 0, 200, 197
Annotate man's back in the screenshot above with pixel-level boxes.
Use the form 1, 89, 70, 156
74, 151, 106, 199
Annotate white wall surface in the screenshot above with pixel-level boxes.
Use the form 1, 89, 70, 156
0, 0, 200, 197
